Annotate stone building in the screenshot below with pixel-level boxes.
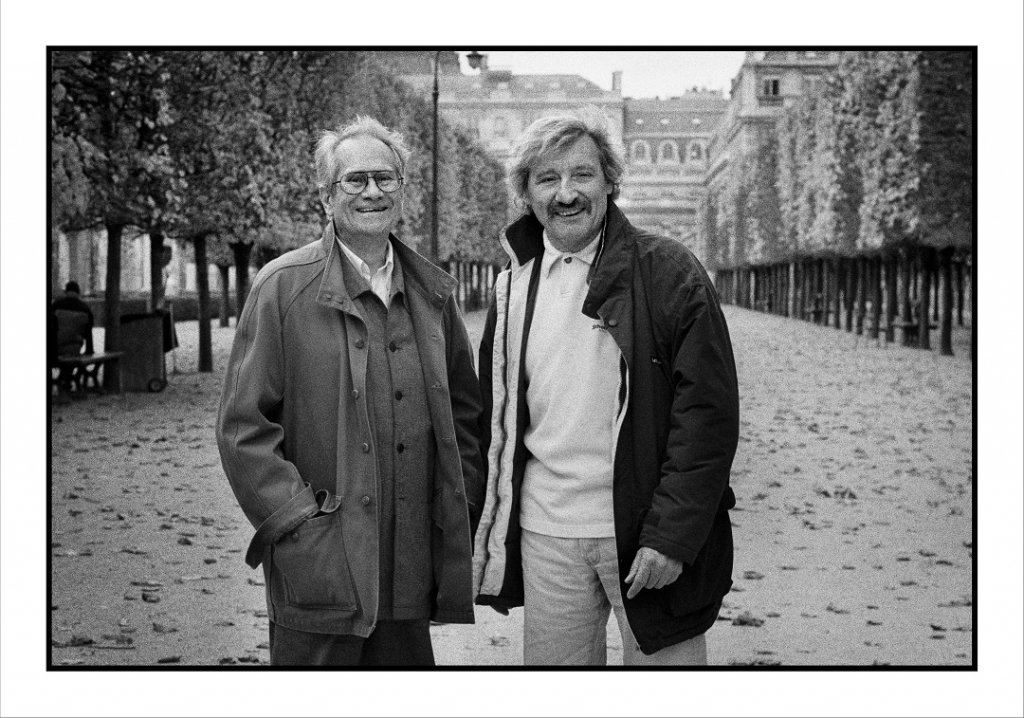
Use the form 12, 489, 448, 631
395, 52, 623, 163
618, 92, 727, 246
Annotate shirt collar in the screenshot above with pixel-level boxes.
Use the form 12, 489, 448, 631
540, 229, 603, 276
337, 236, 393, 279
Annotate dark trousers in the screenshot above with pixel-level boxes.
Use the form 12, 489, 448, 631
268, 619, 434, 666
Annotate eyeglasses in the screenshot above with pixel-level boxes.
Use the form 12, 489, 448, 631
332, 171, 404, 195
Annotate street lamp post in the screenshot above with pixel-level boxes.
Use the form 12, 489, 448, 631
430, 51, 484, 267
430, 50, 441, 265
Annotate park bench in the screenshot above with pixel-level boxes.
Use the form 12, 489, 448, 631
52, 351, 123, 393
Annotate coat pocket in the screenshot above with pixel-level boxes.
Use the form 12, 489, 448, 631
665, 510, 734, 617
269, 504, 358, 612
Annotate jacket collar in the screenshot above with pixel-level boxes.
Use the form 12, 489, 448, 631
315, 224, 457, 312
500, 201, 636, 319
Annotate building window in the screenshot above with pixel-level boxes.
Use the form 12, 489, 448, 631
493, 116, 509, 138
761, 77, 780, 97
689, 143, 705, 162
658, 141, 678, 163
803, 75, 823, 96
631, 141, 651, 163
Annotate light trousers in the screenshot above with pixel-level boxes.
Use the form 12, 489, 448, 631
521, 528, 708, 666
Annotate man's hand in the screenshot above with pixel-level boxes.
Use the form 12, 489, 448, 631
624, 547, 683, 599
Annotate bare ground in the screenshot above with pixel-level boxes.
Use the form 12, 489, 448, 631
49, 306, 973, 667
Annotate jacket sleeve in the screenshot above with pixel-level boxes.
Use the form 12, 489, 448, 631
216, 272, 318, 568
443, 296, 485, 538
639, 280, 739, 565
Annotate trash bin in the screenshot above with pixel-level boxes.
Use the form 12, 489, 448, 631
120, 313, 167, 392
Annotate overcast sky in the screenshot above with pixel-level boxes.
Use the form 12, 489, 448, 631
457, 50, 747, 99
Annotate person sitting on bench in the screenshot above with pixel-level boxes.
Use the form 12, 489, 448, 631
52, 281, 94, 392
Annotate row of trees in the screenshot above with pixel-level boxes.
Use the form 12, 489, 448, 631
51, 50, 509, 382
701, 50, 973, 355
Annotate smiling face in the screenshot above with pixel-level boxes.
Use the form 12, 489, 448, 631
320, 135, 404, 245
525, 134, 613, 253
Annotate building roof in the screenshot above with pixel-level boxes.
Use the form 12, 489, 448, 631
624, 95, 728, 134
401, 70, 617, 100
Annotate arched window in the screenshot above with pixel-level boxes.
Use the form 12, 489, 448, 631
631, 141, 651, 163
658, 141, 679, 163
689, 142, 705, 161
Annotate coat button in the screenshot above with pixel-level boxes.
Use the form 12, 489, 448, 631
290, 531, 300, 541
607, 318, 619, 327
361, 495, 371, 506
388, 341, 398, 352
352, 389, 360, 399
564, 256, 572, 264
355, 339, 365, 349
361, 442, 370, 453
394, 390, 403, 400
396, 443, 405, 453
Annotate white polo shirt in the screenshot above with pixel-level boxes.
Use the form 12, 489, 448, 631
520, 230, 621, 538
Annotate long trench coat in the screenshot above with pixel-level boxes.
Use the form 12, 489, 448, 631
217, 226, 484, 637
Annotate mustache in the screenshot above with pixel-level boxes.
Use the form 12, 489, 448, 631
546, 197, 590, 216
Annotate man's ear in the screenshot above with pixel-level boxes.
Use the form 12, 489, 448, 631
318, 187, 332, 216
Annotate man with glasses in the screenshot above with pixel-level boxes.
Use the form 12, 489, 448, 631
218, 116, 483, 666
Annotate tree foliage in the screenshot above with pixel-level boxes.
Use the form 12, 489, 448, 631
702, 50, 973, 269
51, 50, 509, 267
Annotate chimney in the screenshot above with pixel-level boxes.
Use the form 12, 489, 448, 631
612, 71, 622, 93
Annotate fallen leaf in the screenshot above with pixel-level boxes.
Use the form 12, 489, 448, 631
732, 611, 765, 627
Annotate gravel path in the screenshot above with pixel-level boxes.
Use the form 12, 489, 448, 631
48, 306, 973, 667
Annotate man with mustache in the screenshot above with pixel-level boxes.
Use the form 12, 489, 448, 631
218, 116, 483, 666
473, 109, 739, 665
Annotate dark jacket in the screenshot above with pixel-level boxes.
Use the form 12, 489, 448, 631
472, 202, 739, 654
217, 226, 484, 637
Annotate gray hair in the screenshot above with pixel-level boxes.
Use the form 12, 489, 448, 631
506, 107, 625, 209
314, 115, 412, 190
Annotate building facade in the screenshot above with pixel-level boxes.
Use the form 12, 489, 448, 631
618, 92, 727, 246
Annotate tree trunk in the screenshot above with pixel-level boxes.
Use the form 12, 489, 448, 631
870, 255, 883, 340
900, 248, 914, 346
793, 261, 802, 319
918, 247, 934, 351
193, 233, 213, 372
854, 256, 866, 335
103, 222, 124, 391
232, 242, 253, 318
954, 255, 964, 327
149, 231, 165, 312
970, 252, 975, 362
939, 248, 954, 356
932, 261, 941, 323
885, 252, 898, 343
830, 259, 841, 329
217, 265, 230, 328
